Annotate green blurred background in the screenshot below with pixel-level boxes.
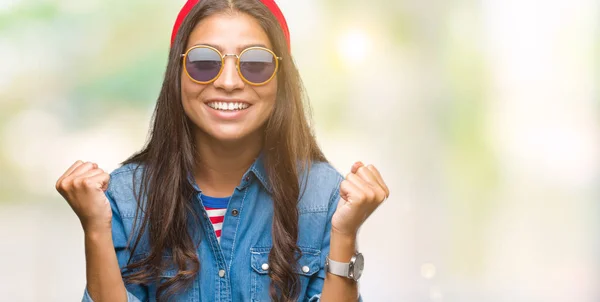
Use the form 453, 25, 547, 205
1, 0, 599, 301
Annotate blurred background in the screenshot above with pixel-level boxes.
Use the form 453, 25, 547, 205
1, 0, 599, 301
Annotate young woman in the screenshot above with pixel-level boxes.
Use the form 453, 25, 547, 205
55, 0, 389, 301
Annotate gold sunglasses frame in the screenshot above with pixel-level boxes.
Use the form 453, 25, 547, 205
181, 45, 282, 86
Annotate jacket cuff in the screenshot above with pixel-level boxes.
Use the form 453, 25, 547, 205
82, 287, 142, 302
307, 293, 363, 302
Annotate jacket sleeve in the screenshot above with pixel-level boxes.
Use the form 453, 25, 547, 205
305, 174, 364, 302
81, 190, 148, 302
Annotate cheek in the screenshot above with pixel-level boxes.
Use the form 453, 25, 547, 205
180, 77, 210, 125
256, 80, 278, 109
180, 74, 205, 102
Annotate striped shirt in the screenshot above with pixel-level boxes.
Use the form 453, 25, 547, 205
200, 194, 231, 243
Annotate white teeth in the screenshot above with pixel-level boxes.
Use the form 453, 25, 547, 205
208, 102, 249, 111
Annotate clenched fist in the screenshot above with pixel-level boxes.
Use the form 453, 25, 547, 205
55, 160, 112, 233
331, 161, 390, 237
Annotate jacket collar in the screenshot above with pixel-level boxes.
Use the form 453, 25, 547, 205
187, 150, 272, 194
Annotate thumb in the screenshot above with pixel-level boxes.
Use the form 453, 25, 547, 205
87, 173, 110, 192
339, 178, 360, 206
351, 161, 364, 174
100, 174, 110, 191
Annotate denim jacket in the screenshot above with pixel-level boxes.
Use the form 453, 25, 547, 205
81, 153, 363, 301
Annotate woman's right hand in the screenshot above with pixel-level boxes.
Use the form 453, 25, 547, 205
55, 160, 112, 234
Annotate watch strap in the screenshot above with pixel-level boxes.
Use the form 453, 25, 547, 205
326, 256, 350, 278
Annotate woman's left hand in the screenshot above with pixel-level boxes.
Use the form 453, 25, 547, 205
331, 162, 390, 237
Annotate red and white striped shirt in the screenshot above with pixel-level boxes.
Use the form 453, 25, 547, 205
201, 195, 231, 243
204, 206, 227, 241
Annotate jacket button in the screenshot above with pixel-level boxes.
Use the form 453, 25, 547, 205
218, 269, 225, 277
244, 175, 250, 181
231, 209, 239, 216
261, 263, 269, 271
302, 266, 310, 273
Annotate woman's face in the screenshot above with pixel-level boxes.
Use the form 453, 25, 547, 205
180, 12, 278, 143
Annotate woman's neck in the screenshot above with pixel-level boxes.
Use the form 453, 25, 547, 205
193, 131, 263, 197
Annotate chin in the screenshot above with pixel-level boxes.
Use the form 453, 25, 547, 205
207, 128, 254, 142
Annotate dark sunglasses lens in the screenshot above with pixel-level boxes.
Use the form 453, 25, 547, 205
239, 49, 276, 84
186, 47, 222, 82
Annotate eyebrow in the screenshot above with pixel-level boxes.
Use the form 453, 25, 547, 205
192, 43, 270, 53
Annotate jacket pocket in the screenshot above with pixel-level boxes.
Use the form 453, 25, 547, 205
250, 246, 321, 302
158, 256, 200, 302
127, 254, 197, 302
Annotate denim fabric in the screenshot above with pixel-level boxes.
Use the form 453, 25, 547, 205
81, 153, 363, 302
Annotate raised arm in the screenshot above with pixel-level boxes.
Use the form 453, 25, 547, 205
56, 161, 129, 302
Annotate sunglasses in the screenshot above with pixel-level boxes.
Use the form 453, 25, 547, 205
181, 45, 282, 86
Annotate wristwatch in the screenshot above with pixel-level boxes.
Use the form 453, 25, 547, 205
325, 252, 364, 281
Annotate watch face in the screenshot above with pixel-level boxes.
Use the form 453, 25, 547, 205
352, 253, 364, 280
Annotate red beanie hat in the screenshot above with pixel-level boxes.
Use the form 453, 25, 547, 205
170, 0, 290, 51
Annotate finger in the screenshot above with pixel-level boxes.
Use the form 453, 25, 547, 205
348, 172, 386, 202
346, 172, 370, 191
366, 165, 390, 197
56, 160, 84, 187
346, 173, 378, 202
85, 172, 110, 192
78, 168, 105, 181
68, 162, 97, 178
355, 165, 379, 188
351, 161, 364, 174
339, 178, 361, 204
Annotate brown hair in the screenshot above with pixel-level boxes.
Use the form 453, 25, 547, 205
120, 0, 326, 301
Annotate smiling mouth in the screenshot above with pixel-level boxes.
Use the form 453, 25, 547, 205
206, 101, 251, 111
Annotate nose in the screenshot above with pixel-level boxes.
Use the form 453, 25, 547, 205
213, 55, 244, 92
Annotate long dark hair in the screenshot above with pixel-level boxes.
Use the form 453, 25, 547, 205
119, 1, 327, 301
